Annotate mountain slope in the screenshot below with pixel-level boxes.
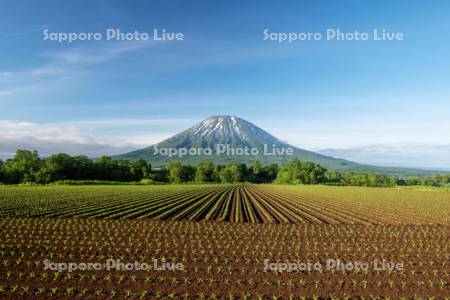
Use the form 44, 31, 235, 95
119, 115, 358, 170
118, 116, 439, 175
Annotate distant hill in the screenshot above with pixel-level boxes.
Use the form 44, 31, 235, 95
117, 116, 441, 176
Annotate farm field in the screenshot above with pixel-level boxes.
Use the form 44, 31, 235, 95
0, 217, 449, 299
0, 184, 449, 224
0, 184, 449, 298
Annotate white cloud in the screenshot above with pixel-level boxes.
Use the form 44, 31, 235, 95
318, 143, 450, 170
252, 117, 450, 170
43, 40, 149, 65
1, 118, 449, 170
0, 115, 205, 159
0, 120, 169, 159
264, 119, 450, 149
0, 40, 151, 98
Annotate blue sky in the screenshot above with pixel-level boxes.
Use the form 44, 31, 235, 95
0, 0, 449, 169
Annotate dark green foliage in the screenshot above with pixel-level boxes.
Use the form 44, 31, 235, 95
1, 150, 150, 184
1, 150, 41, 184
35, 153, 78, 183
399, 174, 450, 186
166, 161, 183, 183
195, 161, 216, 183
150, 169, 168, 183
1, 149, 449, 186
181, 165, 196, 182
0, 159, 3, 183
221, 163, 247, 183
167, 161, 197, 183
130, 159, 151, 181
275, 159, 327, 184
219, 164, 241, 183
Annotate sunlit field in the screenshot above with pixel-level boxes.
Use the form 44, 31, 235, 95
0, 184, 449, 298
0, 184, 448, 224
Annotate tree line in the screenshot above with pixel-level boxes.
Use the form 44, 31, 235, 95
0, 150, 449, 187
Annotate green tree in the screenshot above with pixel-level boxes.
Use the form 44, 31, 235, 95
195, 161, 215, 182
275, 159, 327, 185
309, 163, 327, 184
0, 159, 4, 183
1, 150, 41, 184
167, 161, 183, 183
112, 159, 132, 181
181, 165, 196, 182
220, 164, 238, 183
274, 164, 291, 184
249, 161, 263, 183
289, 158, 303, 184
34, 167, 52, 184
325, 170, 342, 185
94, 156, 132, 181
235, 163, 248, 182
275, 158, 302, 184
263, 164, 279, 183
150, 169, 169, 183
130, 159, 151, 181
94, 156, 114, 180
367, 172, 378, 187
41, 153, 77, 182
73, 156, 95, 180
389, 176, 399, 187
213, 165, 225, 182
219, 163, 246, 183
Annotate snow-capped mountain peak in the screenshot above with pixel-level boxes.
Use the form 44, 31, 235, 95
191, 116, 246, 140
119, 115, 361, 172
180, 115, 286, 147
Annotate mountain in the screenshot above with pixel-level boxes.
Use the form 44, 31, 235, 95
117, 116, 440, 175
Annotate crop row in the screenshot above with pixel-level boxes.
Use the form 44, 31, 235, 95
0, 217, 449, 299
0, 184, 449, 224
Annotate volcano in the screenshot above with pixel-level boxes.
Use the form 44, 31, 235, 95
118, 115, 362, 170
